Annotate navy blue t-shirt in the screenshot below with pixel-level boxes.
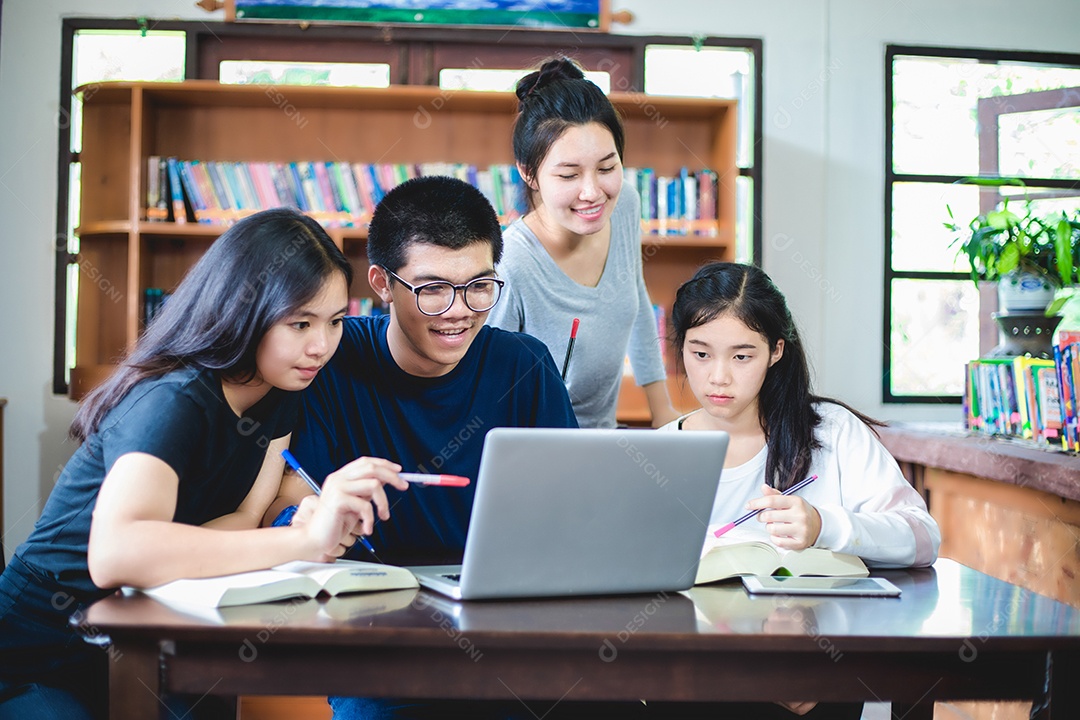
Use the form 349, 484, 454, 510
16, 366, 298, 602
291, 315, 577, 565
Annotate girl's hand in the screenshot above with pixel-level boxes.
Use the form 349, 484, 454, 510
746, 484, 822, 550
296, 457, 409, 561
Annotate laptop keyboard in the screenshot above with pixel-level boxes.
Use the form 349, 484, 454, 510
440, 573, 461, 582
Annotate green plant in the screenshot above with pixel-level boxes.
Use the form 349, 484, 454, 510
945, 179, 1080, 299
1043, 212, 1080, 314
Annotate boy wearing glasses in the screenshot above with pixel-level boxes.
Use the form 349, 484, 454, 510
282, 175, 577, 569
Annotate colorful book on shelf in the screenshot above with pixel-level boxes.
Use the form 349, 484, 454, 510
351, 162, 377, 216
312, 161, 342, 224
1053, 344, 1073, 450
330, 161, 362, 225
192, 161, 227, 223
247, 162, 279, 210
1071, 343, 1080, 450
146, 156, 169, 222
269, 162, 301, 210
130, 560, 418, 609
236, 162, 262, 212
303, 162, 328, 213
205, 162, 236, 218
164, 157, 189, 224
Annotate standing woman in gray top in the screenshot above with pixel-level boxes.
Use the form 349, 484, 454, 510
487, 56, 678, 428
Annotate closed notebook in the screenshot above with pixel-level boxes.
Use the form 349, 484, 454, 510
133, 560, 418, 608
694, 541, 869, 585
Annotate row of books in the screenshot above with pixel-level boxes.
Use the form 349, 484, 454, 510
146, 157, 530, 228
625, 167, 722, 237
963, 331, 1080, 451
145, 156, 723, 236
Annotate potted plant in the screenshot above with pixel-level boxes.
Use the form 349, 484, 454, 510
946, 179, 1077, 313
946, 180, 1080, 358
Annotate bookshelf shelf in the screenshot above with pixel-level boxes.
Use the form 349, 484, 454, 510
71, 81, 738, 422
75, 221, 134, 237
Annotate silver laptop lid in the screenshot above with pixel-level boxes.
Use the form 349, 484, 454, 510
454, 427, 728, 600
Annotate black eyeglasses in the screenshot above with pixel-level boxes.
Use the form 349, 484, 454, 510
382, 267, 505, 316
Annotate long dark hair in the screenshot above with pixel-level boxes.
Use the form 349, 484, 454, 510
71, 208, 352, 441
512, 56, 625, 211
670, 262, 882, 491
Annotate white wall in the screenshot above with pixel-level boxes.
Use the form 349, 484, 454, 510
3, 0, 1078, 554
0, 0, 209, 556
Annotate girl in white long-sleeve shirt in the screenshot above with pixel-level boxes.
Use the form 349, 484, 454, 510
660, 261, 939, 565
654, 262, 941, 719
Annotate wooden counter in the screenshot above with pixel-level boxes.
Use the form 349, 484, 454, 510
879, 422, 1080, 609
879, 422, 1080, 501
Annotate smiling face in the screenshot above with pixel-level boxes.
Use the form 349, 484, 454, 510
526, 122, 623, 239
254, 272, 349, 392
371, 242, 497, 378
682, 312, 784, 431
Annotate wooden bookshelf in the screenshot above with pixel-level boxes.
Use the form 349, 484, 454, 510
72, 81, 737, 422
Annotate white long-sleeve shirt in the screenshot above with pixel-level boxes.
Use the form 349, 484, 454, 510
660, 402, 941, 568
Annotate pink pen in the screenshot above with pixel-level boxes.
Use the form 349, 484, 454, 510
713, 474, 818, 538
400, 473, 470, 487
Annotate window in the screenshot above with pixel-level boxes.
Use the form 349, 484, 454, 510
884, 46, 1080, 402
220, 60, 390, 88
57, 29, 186, 389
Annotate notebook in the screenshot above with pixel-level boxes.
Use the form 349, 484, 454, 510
406, 427, 728, 600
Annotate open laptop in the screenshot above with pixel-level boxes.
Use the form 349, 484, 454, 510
406, 427, 728, 600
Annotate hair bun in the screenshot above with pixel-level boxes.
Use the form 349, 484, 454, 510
515, 57, 587, 108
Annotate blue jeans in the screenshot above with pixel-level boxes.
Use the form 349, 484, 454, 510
0, 556, 108, 719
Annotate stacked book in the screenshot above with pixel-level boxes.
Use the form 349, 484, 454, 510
963, 330, 1080, 450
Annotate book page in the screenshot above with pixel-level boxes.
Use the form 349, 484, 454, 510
274, 559, 419, 596
783, 548, 869, 578
137, 569, 319, 608
695, 541, 782, 584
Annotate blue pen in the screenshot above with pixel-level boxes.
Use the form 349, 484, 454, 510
280, 449, 378, 556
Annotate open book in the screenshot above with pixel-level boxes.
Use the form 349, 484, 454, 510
695, 541, 868, 585
133, 560, 419, 608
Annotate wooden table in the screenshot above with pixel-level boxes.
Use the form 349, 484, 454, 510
86, 559, 1080, 719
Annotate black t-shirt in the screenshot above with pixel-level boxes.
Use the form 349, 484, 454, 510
16, 366, 298, 601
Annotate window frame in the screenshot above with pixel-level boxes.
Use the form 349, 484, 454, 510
882, 44, 1080, 404
53, 18, 763, 395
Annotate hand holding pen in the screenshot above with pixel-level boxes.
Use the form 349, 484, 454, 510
714, 475, 821, 550
281, 450, 407, 561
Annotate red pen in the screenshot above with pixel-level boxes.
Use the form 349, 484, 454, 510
561, 317, 580, 381
400, 473, 471, 487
